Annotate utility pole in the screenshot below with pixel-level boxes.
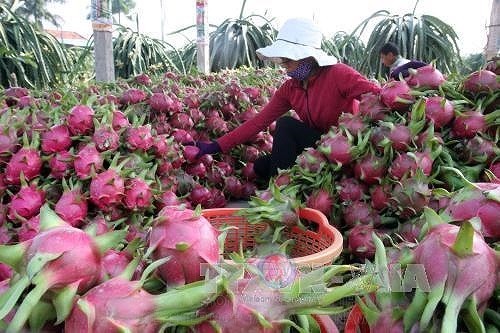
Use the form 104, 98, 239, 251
485, 0, 500, 60
91, 0, 115, 82
196, 0, 209, 73
160, 0, 165, 40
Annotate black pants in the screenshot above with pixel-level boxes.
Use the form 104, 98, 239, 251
253, 116, 322, 181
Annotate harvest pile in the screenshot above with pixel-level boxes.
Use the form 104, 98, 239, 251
0, 63, 499, 332
260, 65, 500, 332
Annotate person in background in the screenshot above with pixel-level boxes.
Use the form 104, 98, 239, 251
195, 17, 380, 182
379, 42, 427, 80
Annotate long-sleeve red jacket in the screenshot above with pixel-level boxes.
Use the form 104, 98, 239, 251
216, 63, 381, 153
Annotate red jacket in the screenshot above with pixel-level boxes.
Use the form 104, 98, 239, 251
216, 63, 381, 153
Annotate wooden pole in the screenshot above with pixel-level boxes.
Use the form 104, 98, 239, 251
91, 0, 115, 82
196, 0, 209, 73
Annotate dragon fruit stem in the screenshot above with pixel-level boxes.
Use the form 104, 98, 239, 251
6, 280, 49, 333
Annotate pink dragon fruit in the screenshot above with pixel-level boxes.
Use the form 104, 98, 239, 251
443, 182, 500, 239
123, 178, 153, 210
134, 73, 152, 85
65, 274, 223, 332
412, 222, 497, 332
55, 189, 88, 227
317, 131, 355, 165
463, 70, 499, 93
338, 177, 367, 202
17, 214, 40, 242
452, 110, 485, 139
380, 80, 414, 111
306, 188, 334, 218
40, 124, 72, 153
127, 124, 154, 151
111, 110, 130, 131
149, 206, 219, 287
92, 125, 120, 152
358, 92, 388, 121
67, 105, 95, 135
0, 205, 124, 332
74, 144, 103, 179
90, 169, 125, 210
120, 88, 147, 105
149, 92, 174, 113
4, 147, 43, 185
354, 154, 387, 185
8, 183, 45, 221
343, 201, 381, 227
406, 64, 446, 89
297, 148, 327, 173
424, 96, 455, 129
49, 150, 73, 179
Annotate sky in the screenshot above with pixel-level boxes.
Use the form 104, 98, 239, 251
46, 0, 495, 56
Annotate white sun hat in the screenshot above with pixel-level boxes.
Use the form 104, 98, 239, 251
256, 17, 337, 66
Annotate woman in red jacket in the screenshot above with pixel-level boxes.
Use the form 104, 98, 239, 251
197, 17, 381, 180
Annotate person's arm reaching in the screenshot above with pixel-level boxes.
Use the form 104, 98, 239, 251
216, 86, 292, 153
334, 64, 381, 102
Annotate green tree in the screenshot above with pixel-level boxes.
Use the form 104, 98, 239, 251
8, 0, 65, 28
0, 1, 71, 88
112, 0, 136, 24
352, 4, 461, 78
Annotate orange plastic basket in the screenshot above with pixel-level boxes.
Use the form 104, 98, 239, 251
201, 207, 343, 268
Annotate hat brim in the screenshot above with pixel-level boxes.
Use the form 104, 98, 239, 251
256, 39, 337, 67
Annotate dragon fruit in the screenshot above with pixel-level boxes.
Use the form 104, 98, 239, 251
17, 214, 40, 242
412, 221, 497, 332
343, 201, 381, 227
358, 92, 388, 121
0, 205, 124, 332
451, 110, 485, 139
463, 70, 499, 93
149, 92, 174, 113
4, 147, 43, 185
7, 183, 45, 221
92, 125, 120, 152
354, 154, 387, 185
65, 273, 224, 332
111, 110, 130, 131
442, 182, 500, 239
423, 96, 454, 129
74, 143, 103, 179
149, 206, 219, 286
67, 105, 94, 135
196, 263, 377, 332
297, 148, 327, 173
305, 188, 334, 218
90, 169, 125, 211
406, 64, 446, 89
127, 124, 154, 151
120, 88, 147, 105
123, 178, 153, 210
48, 150, 73, 179
41, 124, 72, 153
55, 188, 88, 227
380, 80, 414, 111
317, 131, 355, 165
338, 177, 367, 202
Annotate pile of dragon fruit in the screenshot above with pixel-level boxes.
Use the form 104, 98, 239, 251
261, 65, 499, 332
0, 62, 499, 332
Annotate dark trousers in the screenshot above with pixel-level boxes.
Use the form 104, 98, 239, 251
253, 116, 322, 180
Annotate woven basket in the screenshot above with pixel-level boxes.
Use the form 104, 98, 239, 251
202, 207, 343, 268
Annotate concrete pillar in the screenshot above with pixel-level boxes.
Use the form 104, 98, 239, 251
94, 30, 115, 82
196, 0, 210, 73
91, 0, 115, 82
485, 0, 500, 60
